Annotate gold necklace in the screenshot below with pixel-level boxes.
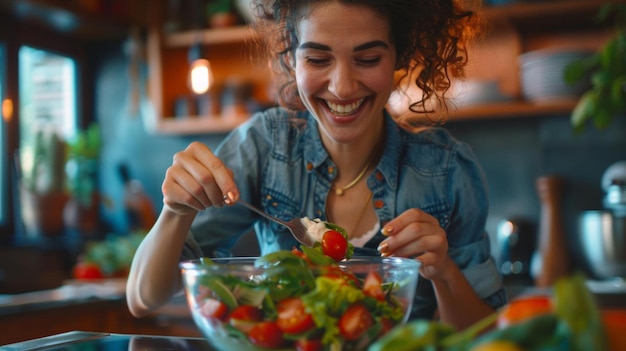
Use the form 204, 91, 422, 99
333, 153, 375, 196
328, 190, 373, 239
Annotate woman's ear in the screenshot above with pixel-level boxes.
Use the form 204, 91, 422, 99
286, 51, 296, 70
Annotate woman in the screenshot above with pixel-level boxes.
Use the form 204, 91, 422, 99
127, 0, 506, 331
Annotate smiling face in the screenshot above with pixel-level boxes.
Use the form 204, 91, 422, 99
293, 2, 397, 146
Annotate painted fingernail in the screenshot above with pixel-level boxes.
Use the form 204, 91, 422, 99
381, 225, 394, 236
223, 193, 232, 205
377, 242, 388, 253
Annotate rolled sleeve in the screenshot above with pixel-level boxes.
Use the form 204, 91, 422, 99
448, 234, 507, 310
461, 256, 502, 298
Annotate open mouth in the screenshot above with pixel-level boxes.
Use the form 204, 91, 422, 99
325, 97, 366, 116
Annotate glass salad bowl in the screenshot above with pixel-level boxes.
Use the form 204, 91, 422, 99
179, 251, 420, 351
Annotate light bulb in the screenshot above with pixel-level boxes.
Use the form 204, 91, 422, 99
189, 58, 214, 95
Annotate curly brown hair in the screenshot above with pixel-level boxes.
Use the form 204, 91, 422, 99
251, 0, 483, 125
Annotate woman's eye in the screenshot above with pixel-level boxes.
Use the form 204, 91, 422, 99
357, 57, 381, 66
305, 57, 329, 66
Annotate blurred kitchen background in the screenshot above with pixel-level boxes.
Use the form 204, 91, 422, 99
0, 0, 625, 335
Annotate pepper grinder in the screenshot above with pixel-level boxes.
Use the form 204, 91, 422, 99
534, 175, 570, 288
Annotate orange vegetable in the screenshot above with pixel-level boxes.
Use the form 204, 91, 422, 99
497, 295, 553, 329
602, 310, 626, 351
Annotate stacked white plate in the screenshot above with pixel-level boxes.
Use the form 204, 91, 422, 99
519, 49, 593, 103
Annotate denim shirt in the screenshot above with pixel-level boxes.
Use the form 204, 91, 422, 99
183, 107, 506, 319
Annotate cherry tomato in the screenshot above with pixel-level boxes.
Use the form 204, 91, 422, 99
72, 262, 104, 280
276, 297, 316, 334
229, 305, 263, 321
228, 305, 263, 333
362, 271, 385, 301
338, 303, 374, 341
248, 321, 285, 348
295, 338, 323, 351
199, 298, 228, 320
321, 230, 348, 262
497, 295, 553, 328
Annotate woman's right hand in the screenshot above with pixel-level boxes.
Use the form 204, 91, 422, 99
161, 141, 238, 216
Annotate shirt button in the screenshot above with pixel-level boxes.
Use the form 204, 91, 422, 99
266, 195, 272, 200
375, 171, 384, 181
306, 162, 313, 171
316, 210, 322, 216
272, 202, 278, 207
327, 166, 335, 174
374, 199, 384, 209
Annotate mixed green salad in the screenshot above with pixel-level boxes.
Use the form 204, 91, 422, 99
185, 239, 413, 351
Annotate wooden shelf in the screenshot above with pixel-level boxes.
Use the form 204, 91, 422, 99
449, 100, 577, 121
482, 0, 623, 35
482, 0, 623, 21
164, 26, 257, 47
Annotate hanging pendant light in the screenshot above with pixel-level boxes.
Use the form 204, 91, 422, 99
188, 42, 214, 95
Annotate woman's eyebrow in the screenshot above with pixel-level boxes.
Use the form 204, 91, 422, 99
298, 40, 389, 52
298, 42, 331, 51
354, 40, 389, 51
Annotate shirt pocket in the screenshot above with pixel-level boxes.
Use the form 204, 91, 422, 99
260, 190, 302, 234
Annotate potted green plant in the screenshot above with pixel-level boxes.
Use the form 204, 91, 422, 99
63, 123, 102, 236
564, 3, 626, 132
207, 0, 237, 28
19, 125, 69, 237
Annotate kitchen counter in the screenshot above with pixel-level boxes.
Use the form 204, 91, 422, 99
1, 331, 214, 351
0, 280, 201, 345
0, 279, 127, 315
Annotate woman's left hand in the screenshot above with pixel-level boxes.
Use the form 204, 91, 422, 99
377, 208, 450, 280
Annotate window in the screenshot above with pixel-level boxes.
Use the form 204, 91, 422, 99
18, 46, 77, 195
0, 24, 83, 240
0, 44, 6, 229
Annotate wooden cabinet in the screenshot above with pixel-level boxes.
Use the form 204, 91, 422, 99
145, 25, 271, 135
145, 0, 619, 135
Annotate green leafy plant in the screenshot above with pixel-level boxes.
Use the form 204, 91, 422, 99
78, 231, 146, 277
65, 123, 101, 206
22, 126, 66, 194
207, 0, 232, 15
564, 3, 626, 132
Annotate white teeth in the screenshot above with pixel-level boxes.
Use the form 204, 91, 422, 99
326, 98, 365, 116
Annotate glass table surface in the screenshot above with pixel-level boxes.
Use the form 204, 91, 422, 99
0, 331, 215, 351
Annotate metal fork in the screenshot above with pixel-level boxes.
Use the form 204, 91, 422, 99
235, 198, 315, 247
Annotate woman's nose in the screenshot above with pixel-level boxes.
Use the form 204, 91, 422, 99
327, 64, 358, 98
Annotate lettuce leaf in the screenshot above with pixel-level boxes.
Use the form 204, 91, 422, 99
303, 276, 366, 344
